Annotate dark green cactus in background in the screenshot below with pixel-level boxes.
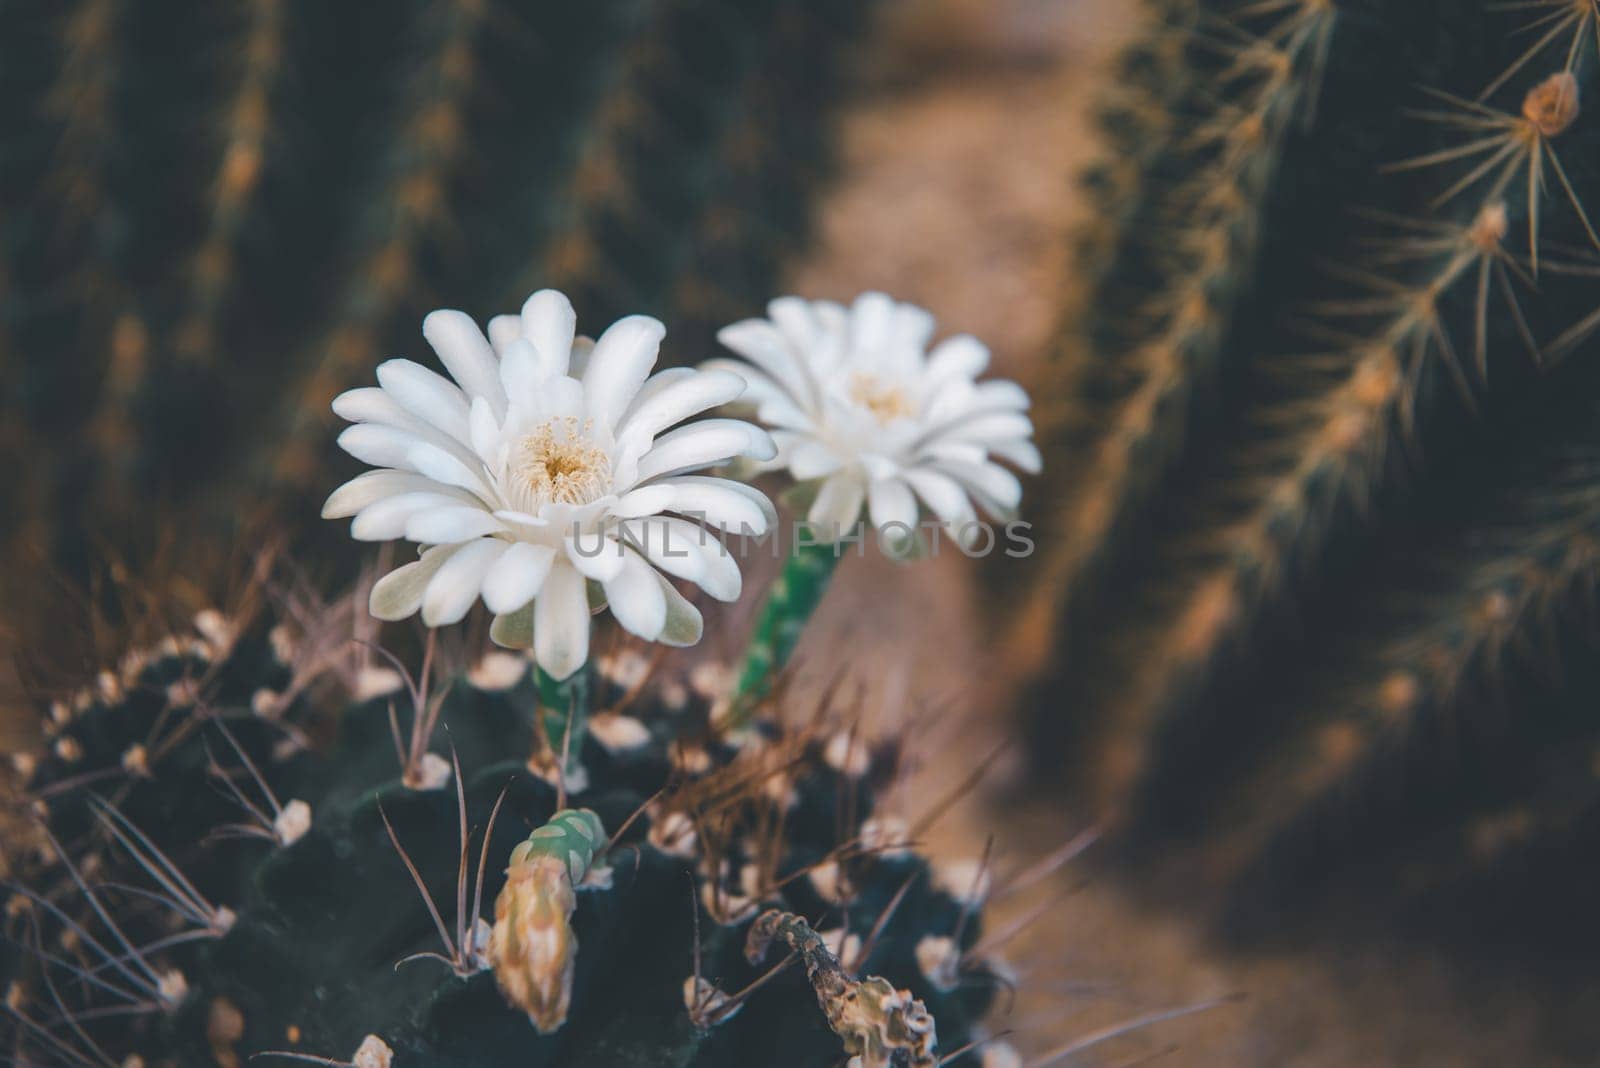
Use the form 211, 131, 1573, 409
1011, 0, 1600, 956
0, 0, 872, 583
2, 593, 1012, 1065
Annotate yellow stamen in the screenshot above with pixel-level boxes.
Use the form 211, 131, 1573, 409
848, 374, 913, 424
511, 419, 610, 506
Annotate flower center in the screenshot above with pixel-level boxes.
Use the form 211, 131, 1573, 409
848, 373, 913, 424
511, 419, 611, 507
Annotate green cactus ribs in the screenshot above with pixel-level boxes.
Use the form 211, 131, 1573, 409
2, 590, 1040, 1067
1005, 0, 1600, 960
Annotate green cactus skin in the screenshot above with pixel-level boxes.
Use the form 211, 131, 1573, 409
0, 0, 875, 584
1011, 0, 1600, 948
731, 540, 841, 720
1, 604, 1004, 1066
534, 665, 592, 774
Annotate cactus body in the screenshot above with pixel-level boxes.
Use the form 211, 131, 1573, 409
0, 0, 873, 583
3, 601, 1005, 1066
1013, 0, 1600, 951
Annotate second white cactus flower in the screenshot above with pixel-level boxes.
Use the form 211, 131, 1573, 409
323, 289, 777, 679
706, 292, 1037, 550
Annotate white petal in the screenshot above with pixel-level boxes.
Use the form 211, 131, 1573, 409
636, 419, 771, 482
661, 477, 774, 535
370, 544, 466, 621
926, 334, 990, 382
903, 468, 978, 544
919, 440, 989, 467
498, 338, 558, 406
323, 470, 472, 519
767, 296, 819, 354
942, 460, 1023, 514
468, 396, 500, 465
482, 542, 557, 614
487, 314, 523, 354
648, 519, 740, 602
352, 492, 472, 541
623, 367, 696, 417
990, 437, 1043, 474
716, 318, 816, 412
788, 440, 843, 481
490, 603, 534, 648
405, 506, 506, 544
408, 441, 493, 498
849, 292, 897, 356
937, 411, 1034, 446
612, 484, 678, 518
535, 563, 590, 680
655, 571, 704, 647
624, 518, 706, 586
583, 315, 665, 431
808, 473, 866, 538
422, 540, 506, 627
331, 386, 400, 425
423, 310, 507, 416
569, 336, 596, 378
338, 424, 424, 471
565, 532, 627, 582
867, 478, 918, 533
893, 301, 936, 354
333, 389, 483, 471
376, 359, 473, 443
601, 550, 668, 641
615, 369, 745, 442
492, 509, 549, 527
974, 379, 1031, 411
700, 359, 814, 429
520, 289, 577, 378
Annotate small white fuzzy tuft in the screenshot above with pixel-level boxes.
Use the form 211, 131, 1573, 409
914, 934, 960, 992
819, 927, 863, 970
933, 857, 991, 905
352, 1034, 394, 1068
587, 712, 651, 754
193, 609, 236, 656
684, 976, 743, 1025
808, 860, 854, 905
156, 969, 189, 1010
823, 730, 872, 778
406, 752, 453, 791
120, 745, 151, 779
648, 810, 698, 858
274, 800, 312, 846
354, 665, 406, 701
858, 816, 912, 859
268, 623, 297, 665
468, 650, 529, 691
982, 1040, 1023, 1068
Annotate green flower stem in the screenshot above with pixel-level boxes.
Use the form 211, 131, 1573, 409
731, 540, 842, 722
536, 664, 591, 771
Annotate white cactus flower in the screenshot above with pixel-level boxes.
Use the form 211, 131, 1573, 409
707, 292, 1037, 550
324, 289, 777, 679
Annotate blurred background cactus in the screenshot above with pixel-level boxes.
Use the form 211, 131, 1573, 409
0, 0, 870, 585
1010, 0, 1600, 967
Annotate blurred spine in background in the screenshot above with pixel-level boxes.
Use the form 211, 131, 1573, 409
0, 0, 871, 589
1009, 0, 1600, 953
